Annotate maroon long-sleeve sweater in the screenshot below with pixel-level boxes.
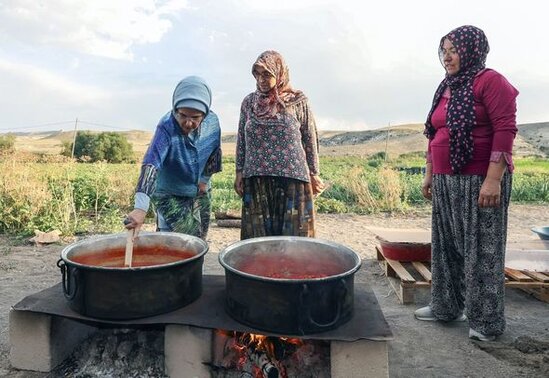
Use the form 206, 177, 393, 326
427, 69, 519, 175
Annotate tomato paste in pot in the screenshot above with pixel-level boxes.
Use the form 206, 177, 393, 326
219, 236, 361, 335
70, 245, 197, 268
236, 252, 346, 279
57, 232, 208, 320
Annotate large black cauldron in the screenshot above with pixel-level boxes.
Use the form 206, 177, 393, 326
57, 232, 208, 320
218, 236, 361, 335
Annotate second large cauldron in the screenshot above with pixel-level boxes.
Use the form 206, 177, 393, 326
218, 236, 361, 335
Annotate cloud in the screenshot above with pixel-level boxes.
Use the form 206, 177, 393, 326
1, 0, 547, 132
0, 58, 109, 103
0, 58, 114, 130
0, 0, 189, 60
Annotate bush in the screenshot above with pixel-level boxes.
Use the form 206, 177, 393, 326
63, 131, 135, 163
0, 134, 16, 153
367, 151, 388, 168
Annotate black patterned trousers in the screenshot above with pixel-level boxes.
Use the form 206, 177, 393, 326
430, 173, 512, 336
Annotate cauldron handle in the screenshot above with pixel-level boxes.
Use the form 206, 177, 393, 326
57, 259, 78, 300
300, 279, 347, 330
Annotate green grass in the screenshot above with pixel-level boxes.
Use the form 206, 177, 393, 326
0, 153, 547, 236
514, 156, 549, 174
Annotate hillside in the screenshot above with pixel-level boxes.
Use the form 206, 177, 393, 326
5, 122, 548, 158
313, 122, 547, 158
219, 122, 547, 158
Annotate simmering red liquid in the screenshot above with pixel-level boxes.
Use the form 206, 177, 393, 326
70, 245, 196, 267
236, 253, 345, 279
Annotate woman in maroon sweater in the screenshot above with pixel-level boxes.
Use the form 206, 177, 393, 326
414, 25, 519, 342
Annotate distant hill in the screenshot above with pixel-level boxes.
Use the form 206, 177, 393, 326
312, 122, 548, 158
10, 129, 154, 156
517, 122, 549, 154
5, 122, 548, 158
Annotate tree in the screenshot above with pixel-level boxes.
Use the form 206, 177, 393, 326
65, 131, 135, 163
60, 140, 73, 157
0, 134, 16, 153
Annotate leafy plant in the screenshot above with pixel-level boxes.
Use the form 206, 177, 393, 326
0, 152, 546, 237
0, 134, 16, 153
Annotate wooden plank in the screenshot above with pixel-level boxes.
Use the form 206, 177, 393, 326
376, 246, 384, 261
522, 271, 549, 283
504, 281, 548, 288
411, 262, 432, 282
504, 268, 533, 282
403, 281, 431, 287
377, 245, 398, 279
385, 276, 429, 304
385, 276, 404, 303
400, 285, 415, 304
520, 288, 549, 304
385, 258, 415, 283
376, 245, 549, 305
382, 260, 397, 279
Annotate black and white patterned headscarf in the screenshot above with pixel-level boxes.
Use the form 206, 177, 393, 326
424, 25, 490, 173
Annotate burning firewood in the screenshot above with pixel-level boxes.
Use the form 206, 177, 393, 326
247, 346, 279, 378
210, 330, 334, 378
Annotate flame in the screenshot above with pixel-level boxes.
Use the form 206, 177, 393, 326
237, 332, 304, 356
215, 329, 304, 377
213, 329, 331, 378
217, 329, 303, 353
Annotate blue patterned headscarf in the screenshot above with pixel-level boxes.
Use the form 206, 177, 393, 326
424, 25, 490, 173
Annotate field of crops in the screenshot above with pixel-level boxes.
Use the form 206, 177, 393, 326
1, 153, 547, 236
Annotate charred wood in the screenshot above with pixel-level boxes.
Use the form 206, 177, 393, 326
216, 219, 242, 228
215, 210, 242, 219
247, 346, 279, 378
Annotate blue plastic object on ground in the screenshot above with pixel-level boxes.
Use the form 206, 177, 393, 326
531, 227, 549, 240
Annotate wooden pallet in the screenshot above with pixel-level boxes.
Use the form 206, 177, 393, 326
503, 267, 549, 303
375, 245, 431, 304
376, 245, 549, 304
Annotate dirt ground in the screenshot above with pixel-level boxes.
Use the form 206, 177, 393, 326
1, 204, 548, 377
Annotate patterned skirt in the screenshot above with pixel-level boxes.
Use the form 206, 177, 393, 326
241, 176, 315, 240
151, 192, 211, 240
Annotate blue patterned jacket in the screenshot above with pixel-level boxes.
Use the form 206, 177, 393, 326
142, 111, 221, 198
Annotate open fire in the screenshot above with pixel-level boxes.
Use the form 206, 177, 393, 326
208, 329, 330, 378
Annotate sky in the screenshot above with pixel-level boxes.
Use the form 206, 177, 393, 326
1, 0, 548, 134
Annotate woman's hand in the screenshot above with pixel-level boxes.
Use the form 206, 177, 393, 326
198, 182, 208, 195
124, 209, 147, 237
479, 159, 507, 208
478, 177, 502, 208
234, 172, 244, 197
421, 174, 433, 200
421, 163, 433, 200
310, 175, 325, 196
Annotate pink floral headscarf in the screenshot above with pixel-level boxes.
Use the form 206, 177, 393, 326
251, 50, 304, 119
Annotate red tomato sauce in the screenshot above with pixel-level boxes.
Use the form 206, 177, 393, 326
70, 245, 196, 267
236, 253, 344, 279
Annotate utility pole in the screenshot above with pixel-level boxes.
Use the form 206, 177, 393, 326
71, 118, 78, 159
384, 122, 390, 161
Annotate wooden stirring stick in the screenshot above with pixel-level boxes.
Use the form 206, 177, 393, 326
124, 228, 134, 267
